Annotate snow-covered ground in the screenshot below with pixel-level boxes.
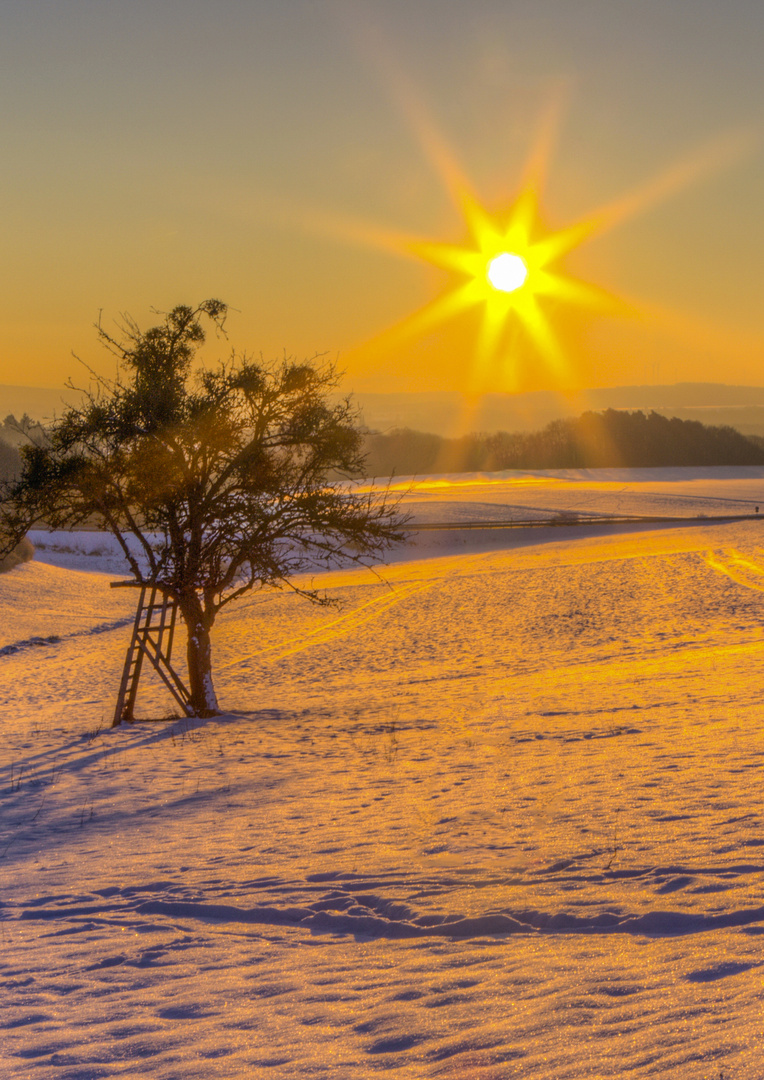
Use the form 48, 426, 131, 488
4, 468, 764, 1078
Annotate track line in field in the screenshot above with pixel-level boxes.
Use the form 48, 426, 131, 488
220, 552, 495, 668
704, 550, 764, 592
219, 579, 435, 668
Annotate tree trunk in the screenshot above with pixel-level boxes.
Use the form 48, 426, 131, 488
185, 615, 220, 717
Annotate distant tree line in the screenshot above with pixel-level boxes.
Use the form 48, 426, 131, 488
361, 409, 764, 476
3, 412, 43, 437
0, 414, 51, 481
0, 441, 19, 481
0, 431, 21, 482
3, 406, 764, 486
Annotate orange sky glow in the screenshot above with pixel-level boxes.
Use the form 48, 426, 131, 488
1, 1, 764, 398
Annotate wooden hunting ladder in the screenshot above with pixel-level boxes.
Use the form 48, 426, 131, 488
111, 582, 194, 726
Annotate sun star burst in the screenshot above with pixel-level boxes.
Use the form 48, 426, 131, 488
269, 82, 751, 399
394, 178, 624, 392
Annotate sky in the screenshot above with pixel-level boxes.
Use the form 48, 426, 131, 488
2, 0, 764, 396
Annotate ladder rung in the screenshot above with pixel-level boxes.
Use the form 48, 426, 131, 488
113, 589, 191, 726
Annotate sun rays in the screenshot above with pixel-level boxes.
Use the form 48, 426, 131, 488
343, 109, 755, 401
398, 178, 614, 390
337, 144, 631, 398
250, 60, 755, 404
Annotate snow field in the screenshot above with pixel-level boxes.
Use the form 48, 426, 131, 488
4, 470, 764, 1077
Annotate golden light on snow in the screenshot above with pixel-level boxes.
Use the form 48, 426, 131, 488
486, 253, 528, 293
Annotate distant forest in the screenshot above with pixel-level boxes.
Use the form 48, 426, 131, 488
2, 409, 764, 484
0, 440, 19, 481
0, 414, 47, 481
361, 410, 764, 477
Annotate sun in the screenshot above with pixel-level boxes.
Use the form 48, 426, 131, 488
393, 180, 618, 389
487, 253, 528, 293
369, 120, 749, 392
283, 90, 749, 395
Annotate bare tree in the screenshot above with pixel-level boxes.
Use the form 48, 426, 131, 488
2, 301, 406, 716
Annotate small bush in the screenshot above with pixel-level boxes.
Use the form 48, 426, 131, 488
0, 536, 34, 574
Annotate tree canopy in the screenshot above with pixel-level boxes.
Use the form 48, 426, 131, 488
2, 301, 406, 716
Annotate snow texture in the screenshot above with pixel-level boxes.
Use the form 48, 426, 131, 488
4, 467, 764, 1078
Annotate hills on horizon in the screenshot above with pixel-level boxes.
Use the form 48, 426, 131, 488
7, 381, 764, 438
355, 384, 764, 438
